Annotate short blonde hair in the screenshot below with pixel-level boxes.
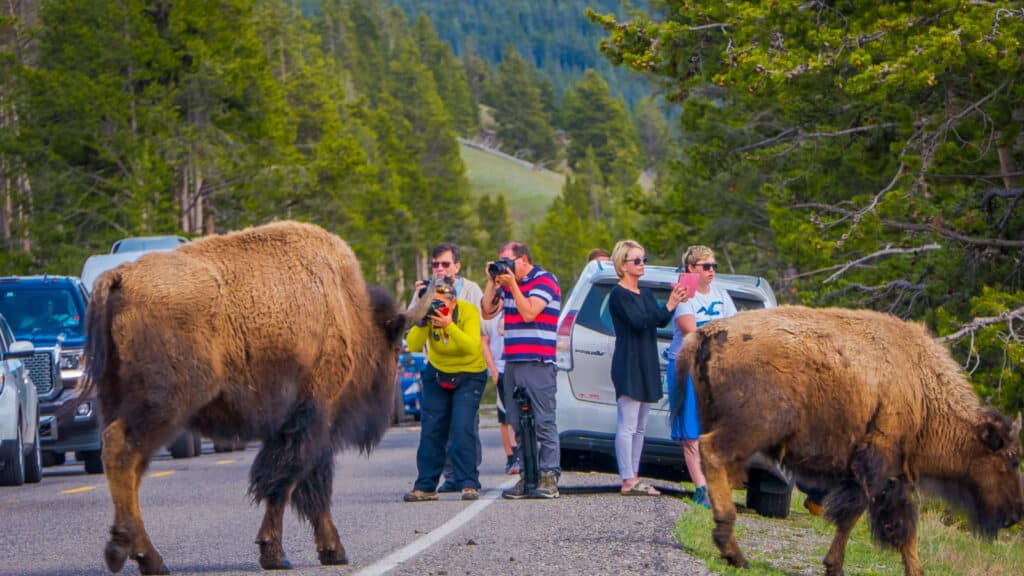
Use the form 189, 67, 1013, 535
611, 239, 644, 278
682, 245, 715, 269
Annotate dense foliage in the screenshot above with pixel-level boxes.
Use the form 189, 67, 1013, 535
591, 0, 1024, 416
0, 0, 508, 293
377, 0, 654, 107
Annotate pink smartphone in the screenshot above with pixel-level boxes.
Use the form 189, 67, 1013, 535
678, 272, 700, 295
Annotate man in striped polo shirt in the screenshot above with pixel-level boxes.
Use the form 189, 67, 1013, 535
481, 241, 562, 499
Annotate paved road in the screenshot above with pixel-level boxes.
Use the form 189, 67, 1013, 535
0, 422, 711, 576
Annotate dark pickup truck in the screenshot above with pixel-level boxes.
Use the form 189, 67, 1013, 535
0, 276, 102, 473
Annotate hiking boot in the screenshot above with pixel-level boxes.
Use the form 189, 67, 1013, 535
804, 495, 824, 517
461, 487, 480, 501
691, 485, 711, 509
502, 476, 529, 500
437, 480, 457, 493
403, 489, 438, 503
529, 471, 559, 499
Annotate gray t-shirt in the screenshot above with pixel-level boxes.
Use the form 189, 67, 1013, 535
481, 313, 505, 374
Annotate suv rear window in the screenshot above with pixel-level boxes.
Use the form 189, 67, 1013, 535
575, 280, 767, 339
0, 287, 86, 338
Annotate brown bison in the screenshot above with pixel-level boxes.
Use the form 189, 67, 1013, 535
678, 306, 1023, 576
83, 221, 430, 574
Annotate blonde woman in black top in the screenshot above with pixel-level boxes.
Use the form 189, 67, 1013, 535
607, 240, 688, 495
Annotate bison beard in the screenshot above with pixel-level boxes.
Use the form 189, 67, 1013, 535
82, 221, 431, 574
678, 306, 1024, 576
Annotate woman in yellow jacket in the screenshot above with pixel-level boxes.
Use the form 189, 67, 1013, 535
403, 277, 488, 502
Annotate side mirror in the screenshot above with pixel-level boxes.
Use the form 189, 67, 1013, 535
4, 340, 35, 360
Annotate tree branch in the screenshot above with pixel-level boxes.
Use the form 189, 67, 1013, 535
824, 243, 942, 283
937, 305, 1024, 344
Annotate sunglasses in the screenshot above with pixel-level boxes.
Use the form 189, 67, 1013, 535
693, 262, 718, 271
431, 261, 454, 269
627, 257, 649, 266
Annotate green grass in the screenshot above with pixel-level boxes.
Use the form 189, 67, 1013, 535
673, 487, 1024, 576
460, 142, 565, 237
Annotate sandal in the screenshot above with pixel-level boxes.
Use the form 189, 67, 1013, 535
621, 481, 661, 496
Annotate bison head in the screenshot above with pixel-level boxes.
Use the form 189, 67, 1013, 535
962, 411, 1024, 537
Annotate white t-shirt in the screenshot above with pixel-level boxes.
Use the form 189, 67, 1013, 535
665, 283, 737, 359
481, 313, 505, 374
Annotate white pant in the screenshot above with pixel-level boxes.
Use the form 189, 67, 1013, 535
615, 396, 650, 480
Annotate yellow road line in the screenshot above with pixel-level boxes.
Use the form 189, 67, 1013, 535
61, 486, 96, 494
215, 459, 236, 465
149, 471, 174, 478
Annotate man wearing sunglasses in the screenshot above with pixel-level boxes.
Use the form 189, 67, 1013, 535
409, 243, 484, 493
481, 241, 562, 499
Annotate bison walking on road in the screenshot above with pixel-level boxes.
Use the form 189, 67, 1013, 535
678, 306, 1023, 576
84, 221, 430, 574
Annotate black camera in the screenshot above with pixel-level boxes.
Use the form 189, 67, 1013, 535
428, 298, 450, 317
487, 257, 516, 279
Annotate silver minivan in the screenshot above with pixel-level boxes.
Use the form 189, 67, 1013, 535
555, 259, 793, 517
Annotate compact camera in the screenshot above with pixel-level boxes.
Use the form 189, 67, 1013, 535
428, 298, 450, 317
487, 257, 516, 279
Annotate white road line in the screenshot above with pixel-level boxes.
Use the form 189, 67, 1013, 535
353, 477, 518, 576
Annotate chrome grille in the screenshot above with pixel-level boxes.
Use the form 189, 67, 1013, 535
24, 351, 56, 397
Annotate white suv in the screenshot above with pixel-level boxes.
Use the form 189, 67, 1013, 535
555, 260, 793, 517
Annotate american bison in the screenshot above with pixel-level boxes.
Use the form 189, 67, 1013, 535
83, 221, 430, 574
678, 306, 1023, 576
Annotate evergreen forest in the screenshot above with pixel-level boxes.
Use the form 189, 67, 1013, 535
1, 0, 1022, 418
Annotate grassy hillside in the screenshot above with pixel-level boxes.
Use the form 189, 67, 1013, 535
460, 142, 564, 237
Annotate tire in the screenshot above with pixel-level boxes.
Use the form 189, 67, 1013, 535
193, 434, 203, 456
24, 427, 42, 484
169, 433, 196, 459
82, 450, 104, 474
42, 451, 66, 467
0, 423, 26, 486
746, 469, 793, 519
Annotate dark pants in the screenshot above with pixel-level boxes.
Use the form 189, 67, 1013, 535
413, 364, 487, 492
504, 361, 560, 474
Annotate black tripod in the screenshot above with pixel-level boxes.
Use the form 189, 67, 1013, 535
513, 385, 540, 492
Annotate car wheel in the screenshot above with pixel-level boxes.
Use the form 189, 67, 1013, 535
24, 427, 43, 484
169, 432, 196, 459
193, 434, 203, 456
0, 422, 26, 486
82, 449, 104, 474
42, 451, 66, 467
746, 469, 793, 519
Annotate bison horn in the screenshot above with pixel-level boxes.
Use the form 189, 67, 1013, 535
402, 290, 434, 332
1013, 412, 1022, 436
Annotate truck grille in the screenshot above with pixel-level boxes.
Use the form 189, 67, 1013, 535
24, 351, 57, 397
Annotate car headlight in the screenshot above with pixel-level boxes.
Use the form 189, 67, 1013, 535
60, 350, 84, 371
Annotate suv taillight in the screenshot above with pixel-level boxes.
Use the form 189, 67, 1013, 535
555, 310, 576, 371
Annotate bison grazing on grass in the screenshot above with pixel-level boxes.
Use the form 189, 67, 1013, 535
83, 221, 430, 574
678, 306, 1023, 576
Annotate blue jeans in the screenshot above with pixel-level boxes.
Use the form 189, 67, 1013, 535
413, 364, 487, 492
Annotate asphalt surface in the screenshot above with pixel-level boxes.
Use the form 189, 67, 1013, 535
0, 417, 712, 576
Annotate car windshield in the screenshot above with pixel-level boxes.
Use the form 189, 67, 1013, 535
0, 287, 85, 339
112, 236, 186, 253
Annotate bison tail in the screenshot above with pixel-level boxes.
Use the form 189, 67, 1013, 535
82, 270, 122, 413
672, 331, 704, 420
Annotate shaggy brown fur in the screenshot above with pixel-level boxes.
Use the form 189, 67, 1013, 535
83, 221, 430, 575
678, 306, 1023, 576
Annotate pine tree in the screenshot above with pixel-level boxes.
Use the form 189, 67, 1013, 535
491, 46, 557, 164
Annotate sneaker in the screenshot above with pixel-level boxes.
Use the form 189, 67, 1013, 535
804, 496, 824, 517
529, 471, 559, 499
437, 480, 457, 493
461, 487, 480, 501
403, 489, 438, 503
691, 485, 711, 509
501, 476, 529, 500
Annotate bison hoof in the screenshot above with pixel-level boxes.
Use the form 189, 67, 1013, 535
259, 556, 293, 570
137, 554, 170, 575
104, 540, 129, 573
724, 552, 748, 568
318, 547, 348, 565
